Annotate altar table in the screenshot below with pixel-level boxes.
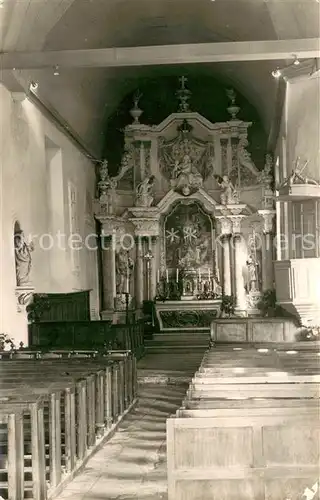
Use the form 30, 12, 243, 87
155, 299, 222, 331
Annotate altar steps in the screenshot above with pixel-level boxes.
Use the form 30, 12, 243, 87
138, 351, 206, 385
145, 331, 210, 353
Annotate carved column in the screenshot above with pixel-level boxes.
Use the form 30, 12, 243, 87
135, 236, 144, 308
221, 235, 231, 295
259, 211, 276, 291
230, 216, 246, 310
262, 232, 274, 290
102, 233, 116, 310
150, 237, 158, 300
233, 233, 246, 310
139, 142, 146, 180
213, 133, 222, 176
226, 137, 233, 176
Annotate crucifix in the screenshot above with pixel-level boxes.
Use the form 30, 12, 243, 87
179, 76, 188, 90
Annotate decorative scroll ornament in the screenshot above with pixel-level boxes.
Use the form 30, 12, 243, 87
158, 120, 215, 194
257, 154, 274, 189
176, 76, 192, 112
237, 136, 259, 184
226, 89, 240, 120
97, 160, 117, 215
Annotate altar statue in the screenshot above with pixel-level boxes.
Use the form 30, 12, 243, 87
115, 250, 134, 294
172, 154, 203, 194
14, 231, 34, 286
246, 254, 259, 292
215, 175, 239, 205
136, 175, 155, 207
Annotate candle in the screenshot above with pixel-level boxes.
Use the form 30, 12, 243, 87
198, 269, 201, 281
157, 270, 160, 283
208, 269, 211, 281
166, 269, 169, 282
176, 269, 179, 283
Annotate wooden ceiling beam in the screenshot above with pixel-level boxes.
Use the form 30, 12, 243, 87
1, 38, 319, 70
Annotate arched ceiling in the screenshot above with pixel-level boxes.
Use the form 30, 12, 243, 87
1, 0, 319, 157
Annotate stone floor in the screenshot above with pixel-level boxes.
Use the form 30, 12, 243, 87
54, 352, 205, 500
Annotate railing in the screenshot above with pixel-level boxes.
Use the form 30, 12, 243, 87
0, 350, 137, 500
28, 319, 145, 359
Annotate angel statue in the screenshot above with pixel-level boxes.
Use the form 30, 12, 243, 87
136, 175, 155, 207
214, 175, 239, 205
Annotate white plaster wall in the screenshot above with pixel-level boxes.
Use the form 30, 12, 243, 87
286, 75, 320, 182
0, 84, 100, 345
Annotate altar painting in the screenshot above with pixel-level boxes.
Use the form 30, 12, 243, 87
164, 202, 213, 270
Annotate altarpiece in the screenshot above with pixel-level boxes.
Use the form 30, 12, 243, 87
94, 79, 276, 329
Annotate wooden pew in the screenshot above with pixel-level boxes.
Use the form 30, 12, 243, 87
167, 403, 320, 500
0, 349, 137, 500
0, 409, 24, 500
167, 343, 320, 500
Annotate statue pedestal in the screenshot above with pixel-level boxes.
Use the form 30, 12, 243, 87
15, 286, 35, 313
246, 291, 263, 317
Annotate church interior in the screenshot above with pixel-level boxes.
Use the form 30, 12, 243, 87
0, 0, 320, 499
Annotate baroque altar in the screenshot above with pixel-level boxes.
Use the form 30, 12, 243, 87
94, 79, 276, 326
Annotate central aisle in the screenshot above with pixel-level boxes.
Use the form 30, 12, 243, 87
54, 351, 205, 500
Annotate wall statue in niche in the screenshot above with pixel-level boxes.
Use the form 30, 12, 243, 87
165, 202, 213, 271
14, 228, 34, 286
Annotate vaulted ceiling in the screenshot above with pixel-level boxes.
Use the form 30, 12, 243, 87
1, 0, 319, 158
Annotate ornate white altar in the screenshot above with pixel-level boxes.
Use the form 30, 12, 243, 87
94, 80, 276, 324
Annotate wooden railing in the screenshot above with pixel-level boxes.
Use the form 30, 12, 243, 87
0, 350, 137, 500
28, 319, 145, 359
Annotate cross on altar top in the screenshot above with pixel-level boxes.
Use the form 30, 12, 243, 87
179, 76, 188, 90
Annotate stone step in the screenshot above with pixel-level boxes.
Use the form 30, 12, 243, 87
145, 346, 207, 354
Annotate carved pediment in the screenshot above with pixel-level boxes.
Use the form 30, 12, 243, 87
157, 188, 219, 215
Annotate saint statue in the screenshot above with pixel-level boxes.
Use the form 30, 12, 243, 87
171, 154, 203, 194
115, 250, 134, 295
215, 175, 239, 205
14, 231, 34, 286
246, 254, 259, 292
136, 175, 155, 207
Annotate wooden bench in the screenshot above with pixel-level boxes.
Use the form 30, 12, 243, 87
167, 343, 320, 500
0, 349, 137, 500
167, 403, 320, 500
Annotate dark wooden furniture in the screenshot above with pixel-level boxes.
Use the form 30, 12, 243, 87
28, 319, 145, 359
27, 290, 91, 323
